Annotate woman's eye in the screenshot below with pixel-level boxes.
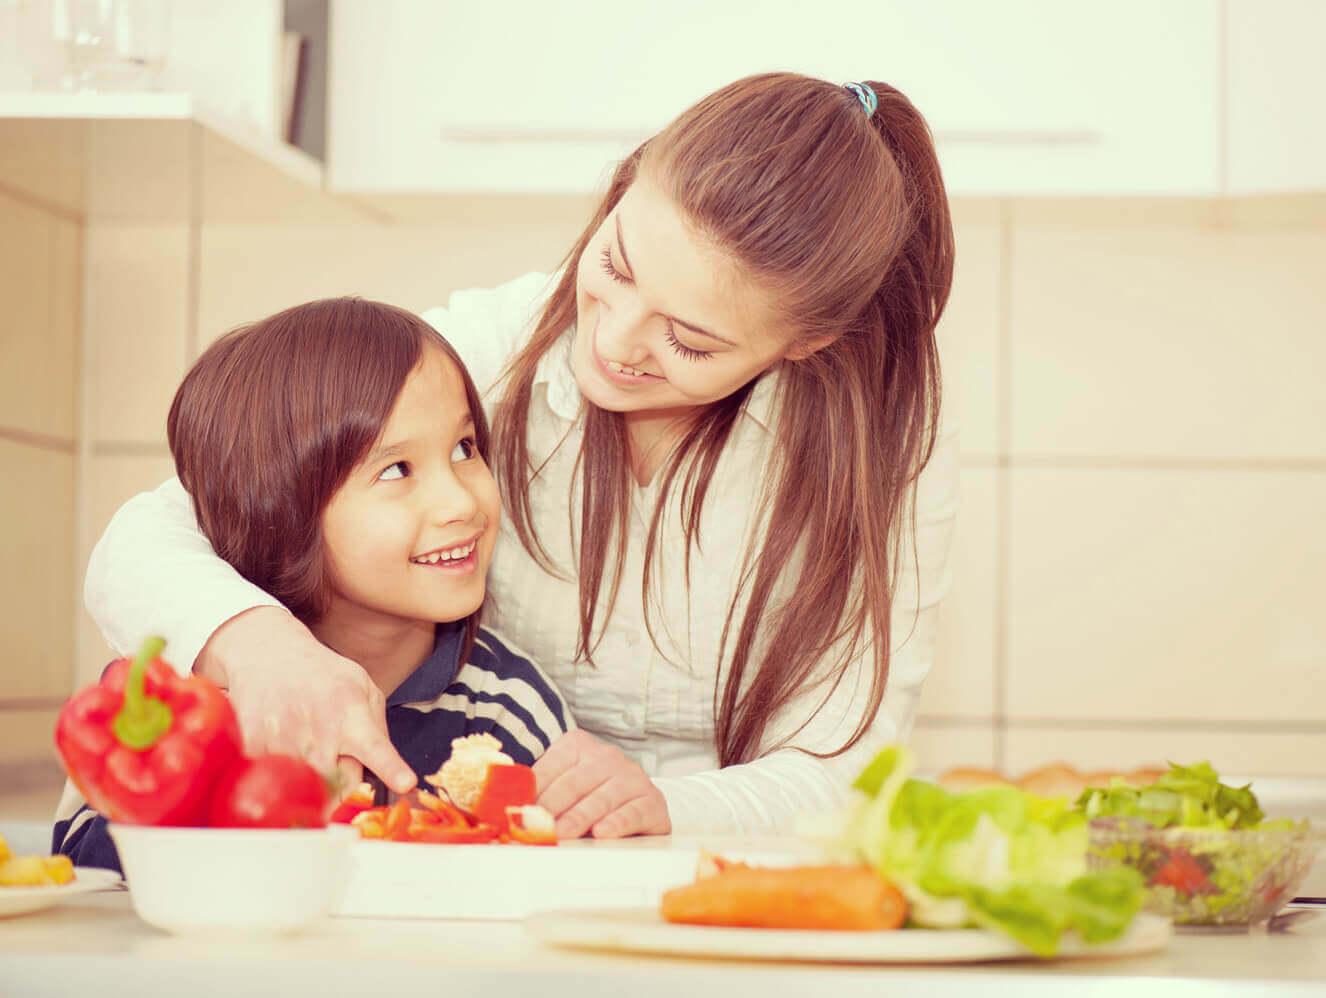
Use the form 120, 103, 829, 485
451, 437, 478, 462
378, 460, 410, 481
599, 245, 631, 285
665, 324, 714, 362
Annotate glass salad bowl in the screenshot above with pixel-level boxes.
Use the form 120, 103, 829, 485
1087, 817, 1321, 929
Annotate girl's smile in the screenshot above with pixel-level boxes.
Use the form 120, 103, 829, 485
410, 534, 481, 573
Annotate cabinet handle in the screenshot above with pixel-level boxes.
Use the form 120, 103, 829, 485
439, 127, 1102, 146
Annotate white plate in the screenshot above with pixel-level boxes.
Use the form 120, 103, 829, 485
526, 908, 1172, 964
337, 836, 819, 920
0, 867, 123, 918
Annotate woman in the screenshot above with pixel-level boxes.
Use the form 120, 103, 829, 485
86, 73, 959, 837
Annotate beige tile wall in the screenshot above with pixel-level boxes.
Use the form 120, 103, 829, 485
0, 189, 80, 781
37, 189, 1326, 782
917, 198, 1326, 777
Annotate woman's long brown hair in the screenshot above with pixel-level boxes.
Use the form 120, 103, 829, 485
492, 74, 953, 766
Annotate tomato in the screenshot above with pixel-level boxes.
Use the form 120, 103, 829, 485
1150, 848, 1215, 897
206, 754, 329, 829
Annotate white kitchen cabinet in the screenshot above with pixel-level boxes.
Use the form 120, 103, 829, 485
328, 0, 1226, 196
1225, 0, 1326, 194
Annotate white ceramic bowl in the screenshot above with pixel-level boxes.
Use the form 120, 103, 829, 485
109, 823, 356, 936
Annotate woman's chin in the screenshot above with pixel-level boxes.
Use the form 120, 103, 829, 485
572, 363, 659, 414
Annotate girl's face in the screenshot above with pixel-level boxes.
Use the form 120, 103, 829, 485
320, 347, 499, 628
572, 173, 805, 415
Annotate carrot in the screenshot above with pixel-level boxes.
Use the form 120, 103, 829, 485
660, 864, 907, 931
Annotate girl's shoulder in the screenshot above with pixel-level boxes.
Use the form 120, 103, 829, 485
461, 625, 573, 730
420, 272, 558, 397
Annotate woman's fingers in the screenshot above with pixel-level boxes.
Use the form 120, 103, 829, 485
335, 756, 365, 800
339, 706, 416, 794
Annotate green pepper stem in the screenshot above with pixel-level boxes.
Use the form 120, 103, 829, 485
112, 635, 174, 751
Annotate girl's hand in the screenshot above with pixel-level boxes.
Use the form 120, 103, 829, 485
194, 606, 416, 795
533, 729, 671, 840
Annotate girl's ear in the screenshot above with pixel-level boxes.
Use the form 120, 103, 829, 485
785, 333, 839, 362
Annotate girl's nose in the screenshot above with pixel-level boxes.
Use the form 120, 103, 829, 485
424, 469, 479, 525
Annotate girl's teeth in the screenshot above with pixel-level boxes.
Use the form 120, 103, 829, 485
414, 541, 475, 565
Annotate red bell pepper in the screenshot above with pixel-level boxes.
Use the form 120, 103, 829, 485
207, 753, 330, 829
415, 789, 470, 827
506, 805, 558, 846
410, 823, 499, 844
330, 782, 378, 824
470, 764, 537, 832
55, 636, 242, 826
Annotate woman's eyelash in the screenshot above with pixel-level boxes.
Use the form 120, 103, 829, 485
666, 325, 713, 362
597, 242, 711, 362
599, 245, 630, 285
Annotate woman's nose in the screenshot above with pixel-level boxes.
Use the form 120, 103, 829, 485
596, 302, 654, 366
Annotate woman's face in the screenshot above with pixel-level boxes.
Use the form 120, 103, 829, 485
572, 173, 801, 415
320, 346, 500, 628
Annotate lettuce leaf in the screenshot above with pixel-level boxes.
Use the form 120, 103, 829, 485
1077, 760, 1264, 829
836, 745, 1144, 955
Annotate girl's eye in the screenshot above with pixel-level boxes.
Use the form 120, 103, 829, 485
599, 244, 631, 285
450, 437, 478, 462
665, 324, 714, 362
378, 460, 410, 481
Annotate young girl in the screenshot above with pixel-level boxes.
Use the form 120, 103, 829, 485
87, 73, 959, 838
56, 299, 572, 870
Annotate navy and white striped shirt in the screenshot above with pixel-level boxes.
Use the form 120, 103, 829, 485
52, 622, 574, 873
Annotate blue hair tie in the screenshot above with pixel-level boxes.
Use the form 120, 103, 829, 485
844, 82, 878, 118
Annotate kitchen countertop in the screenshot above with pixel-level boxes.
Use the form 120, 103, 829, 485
1, 892, 1323, 998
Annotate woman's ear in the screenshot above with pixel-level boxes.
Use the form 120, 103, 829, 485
785, 334, 838, 362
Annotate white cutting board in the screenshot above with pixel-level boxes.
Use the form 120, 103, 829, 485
334, 835, 818, 920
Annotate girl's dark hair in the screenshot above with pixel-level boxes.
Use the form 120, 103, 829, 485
168, 297, 490, 654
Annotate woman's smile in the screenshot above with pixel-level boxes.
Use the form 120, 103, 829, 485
593, 339, 664, 389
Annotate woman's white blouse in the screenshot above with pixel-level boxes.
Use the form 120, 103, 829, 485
85, 273, 960, 835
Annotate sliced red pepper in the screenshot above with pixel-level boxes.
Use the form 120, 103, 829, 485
506, 804, 557, 846
330, 782, 377, 824
55, 636, 242, 826
351, 808, 386, 839
409, 823, 500, 844
415, 789, 470, 827
471, 764, 537, 832
382, 799, 413, 842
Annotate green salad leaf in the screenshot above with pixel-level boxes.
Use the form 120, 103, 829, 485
833, 746, 1144, 956
1077, 761, 1265, 829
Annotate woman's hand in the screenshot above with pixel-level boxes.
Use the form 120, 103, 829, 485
193, 606, 416, 796
533, 729, 671, 840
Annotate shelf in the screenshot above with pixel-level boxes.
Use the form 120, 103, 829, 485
0, 93, 380, 223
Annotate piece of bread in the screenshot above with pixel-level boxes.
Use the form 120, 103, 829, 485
935, 767, 1010, 791
1017, 763, 1087, 800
